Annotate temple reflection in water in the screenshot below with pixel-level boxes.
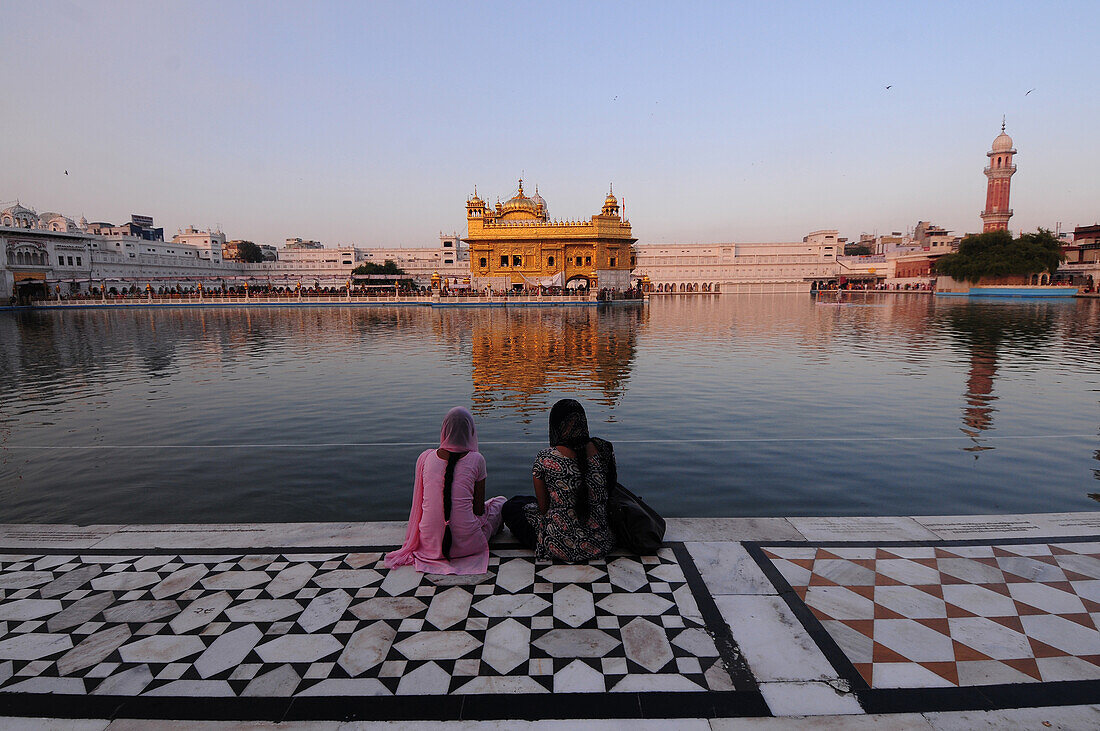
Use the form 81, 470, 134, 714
466, 306, 644, 419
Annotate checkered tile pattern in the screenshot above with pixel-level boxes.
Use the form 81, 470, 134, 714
0, 547, 734, 697
761, 541, 1100, 688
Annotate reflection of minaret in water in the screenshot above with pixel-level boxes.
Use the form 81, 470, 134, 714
961, 343, 998, 453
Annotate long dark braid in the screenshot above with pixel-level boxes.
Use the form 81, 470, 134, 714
441, 451, 463, 558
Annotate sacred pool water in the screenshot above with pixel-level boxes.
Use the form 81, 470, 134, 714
1, 295, 1098, 524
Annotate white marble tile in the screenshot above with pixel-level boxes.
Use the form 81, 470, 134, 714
170, 591, 233, 634
671, 627, 719, 657
872, 662, 957, 688
194, 624, 263, 678
553, 584, 595, 627
200, 571, 270, 590
713, 595, 838, 683
149, 565, 207, 599
0, 599, 62, 621
88, 572, 160, 592
0, 720, 111, 731
686, 542, 777, 595
771, 560, 812, 587
606, 558, 648, 592
338, 622, 396, 676
453, 675, 548, 694
873, 559, 941, 587
1036, 655, 1100, 681
531, 629, 620, 658
874, 619, 955, 662
141, 679, 234, 696
118, 635, 204, 664
241, 663, 302, 697
552, 658, 605, 693
940, 584, 1017, 617
0, 632, 72, 660
758, 680, 863, 716
813, 560, 876, 587
471, 594, 548, 618
264, 563, 317, 598
935, 558, 1004, 585
313, 570, 383, 589
665, 517, 805, 542
996, 556, 1066, 583
425, 587, 473, 630
379, 566, 421, 596
924, 703, 1100, 731
482, 617, 530, 674
1020, 614, 1100, 655
912, 515, 1047, 541
610, 674, 703, 692
102, 600, 179, 624
0, 524, 121, 549
298, 590, 353, 633
348, 596, 426, 620
1006, 581, 1085, 614
789, 517, 937, 542
1055, 553, 1100, 580
495, 558, 535, 593
0, 572, 54, 590
56, 625, 131, 675
0, 676, 86, 694
621, 617, 675, 673
955, 660, 1038, 686
673, 583, 701, 619
537, 565, 605, 583
874, 586, 947, 619
225, 599, 302, 623
46, 592, 115, 633
595, 593, 674, 617
395, 660, 451, 695
298, 677, 391, 696
804, 586, 875, 620
38, 566, 103, 598
819, 621, 873, 665
90, 664, 153, 696
255, 634, 343, 663
393, 631, 480, 660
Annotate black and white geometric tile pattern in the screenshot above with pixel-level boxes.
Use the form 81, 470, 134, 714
0, 547, 741, 701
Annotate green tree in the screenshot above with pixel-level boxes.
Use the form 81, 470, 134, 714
845, 244, 873, 256
234, 241, 265, 263
352, 259, 406, 276
933, 229, 1064, 284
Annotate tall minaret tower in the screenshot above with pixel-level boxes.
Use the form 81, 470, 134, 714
980, 121, 1017, 232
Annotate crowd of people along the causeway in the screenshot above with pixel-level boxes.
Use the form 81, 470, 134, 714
386, 398, 635, 574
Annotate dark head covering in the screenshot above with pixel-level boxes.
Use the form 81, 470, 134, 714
549, 398, 590, 451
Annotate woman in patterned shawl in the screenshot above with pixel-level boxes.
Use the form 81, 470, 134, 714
502, 399, 616, 562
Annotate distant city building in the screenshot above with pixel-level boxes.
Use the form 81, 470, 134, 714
464, 181, 636, 290
284, 238, 324, 249
172, 226, 225, 263
981, 123, 1017, 233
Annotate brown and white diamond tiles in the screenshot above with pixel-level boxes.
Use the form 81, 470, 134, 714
762, 541, 1100, 688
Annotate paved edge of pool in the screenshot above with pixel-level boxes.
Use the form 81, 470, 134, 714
1, 511, 1099, 730
3, 512, 1100, 548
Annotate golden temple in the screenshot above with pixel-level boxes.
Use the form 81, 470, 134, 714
464, 180, 637, 290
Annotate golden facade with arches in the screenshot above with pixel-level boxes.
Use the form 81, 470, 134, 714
464, 181, 637, 290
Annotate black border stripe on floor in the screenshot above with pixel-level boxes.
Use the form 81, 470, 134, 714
744, 535, 1100, 714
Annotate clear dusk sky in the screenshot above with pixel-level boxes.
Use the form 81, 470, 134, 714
2, 1, 1097, 247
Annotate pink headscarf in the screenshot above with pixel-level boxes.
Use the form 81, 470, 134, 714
385, 406, 479, 570
440, 406, 478, 452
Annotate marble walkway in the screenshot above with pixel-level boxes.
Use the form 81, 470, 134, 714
0, 513, 1099, 728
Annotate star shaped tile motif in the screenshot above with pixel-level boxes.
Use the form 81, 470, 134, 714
0, 546, 739, 699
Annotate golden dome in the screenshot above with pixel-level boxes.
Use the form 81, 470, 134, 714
500, 179, 542, 219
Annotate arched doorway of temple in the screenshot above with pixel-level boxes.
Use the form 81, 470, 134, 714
565, 275, 590, 290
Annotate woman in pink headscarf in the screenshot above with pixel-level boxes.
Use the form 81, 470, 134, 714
385, 407, 506, 575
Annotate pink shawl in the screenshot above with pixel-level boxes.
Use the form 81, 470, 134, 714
385, 408, 478, 570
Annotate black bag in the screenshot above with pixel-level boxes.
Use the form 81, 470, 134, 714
607, 482, 666, 553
